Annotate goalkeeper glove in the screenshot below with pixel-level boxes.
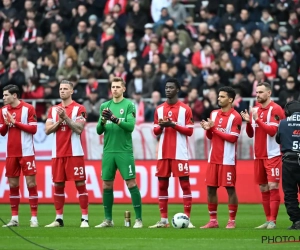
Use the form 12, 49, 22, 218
102, 108, 119, 124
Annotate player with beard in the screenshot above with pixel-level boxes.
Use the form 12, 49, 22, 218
200, 87, 242, 229
241, 82, 284, 229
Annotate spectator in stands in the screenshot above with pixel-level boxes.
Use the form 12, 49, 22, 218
167, 0, 187, 25
22, 18, 39, 48
154, 62, 170, 98
257, 9, 274, 35
127, 66, 153, 98
201, 88, 218, 120
151, 0, 171, 23
72, 3, 89, 28
44, 77, 59, 99
0, 19, 17, 59
278, 76, 299, 108
279, 50, 298, 78
39, 54, 57, 80
191, 44, 214, 73
78, 38, 103, 78
145, 90, 162, 122
69, 75, 85, 102
273, 0, 293, 22
87, 15, 101, 40
14, 40, 28, 60
0, 59, 6, 78
0, 59, 26, 96
83, 89, 104, 122
232, 89, 248, 113
218, 51, 235, 82
183, 88, 204, 121
220, 3, 237, 29
45, 22, 66, 47
0, 0, 17, 22
127, 2, 148, 38
166, 43, 186, 75
28, 35, 50, 65
198, 74, 218, 98
70, 21, 89, 52
153, 7, 170, 32
274, 67, 290, 96
86, 73, 108, 100
235, 9, 256, 34
22, 76, 45, 121
259, 51, 278, 79
56, 57, 78, 81
19, 57, 37, 81
273, 26, 292, 54
52, 36, 77, 68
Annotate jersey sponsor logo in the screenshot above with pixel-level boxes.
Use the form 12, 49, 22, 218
274, 115, 280, 121
12, 112, 16, 118
293, 130, 300, 135
168, 111, 172, 117
120, 109, 124, 115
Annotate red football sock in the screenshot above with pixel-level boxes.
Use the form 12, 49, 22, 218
208, 203, 218, 220
76, 185, 89, 216
28, 185, 38, 217
269, 189, 280, 222
179, 179, 192, 217
10, 186, 20, 216
54, 186, 65, 216
158, 179, 169, 219
228, 204, 238, 221
261, 191, 271, 221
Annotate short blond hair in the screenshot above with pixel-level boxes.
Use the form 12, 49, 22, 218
111, 77, 126, 86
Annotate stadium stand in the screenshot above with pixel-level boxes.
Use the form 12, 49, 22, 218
1, 0, 299, 123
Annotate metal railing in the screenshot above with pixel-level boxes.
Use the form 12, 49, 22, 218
0, 97, 279, 110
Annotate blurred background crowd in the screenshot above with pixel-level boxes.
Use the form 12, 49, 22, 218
0, 0, 299, 123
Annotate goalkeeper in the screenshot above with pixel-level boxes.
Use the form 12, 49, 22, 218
95, 77, 142, 228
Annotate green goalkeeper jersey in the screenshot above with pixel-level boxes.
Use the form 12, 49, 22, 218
96, 98, 136, 153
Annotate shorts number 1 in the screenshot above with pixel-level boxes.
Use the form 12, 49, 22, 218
129, 165, 132, 174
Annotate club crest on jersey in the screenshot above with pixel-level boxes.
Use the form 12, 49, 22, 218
12, 112, 16, 118
219, 118, 223, 124
120, 109, 124, 114
260, 112, 264, 118
168, 111, 172, 117
274, 115, 280, 121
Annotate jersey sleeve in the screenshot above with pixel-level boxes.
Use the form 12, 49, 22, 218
118, 101, 135, 132
47, 106, 53, 122
0, 108, 8, 136
96, 103, 106, 135
185, 107, 194, 128
76, 105, 87, 123
28, 105, 37, 125
269, 105, 284, 127
230, 114, 242, 137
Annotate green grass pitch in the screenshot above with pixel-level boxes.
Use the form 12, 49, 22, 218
1, 204, 300, 250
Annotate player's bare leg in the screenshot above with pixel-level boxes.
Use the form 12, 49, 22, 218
76, 180, 89, 228
179, 176, 194, 228
126, 178, 142, 228
45, 182, 65, 227
2, 177, 20, 227
95, 180, 114, 228
25, 175, 39, 227
149, 177, 170, 228
200, 186, 219, 229
256, 184, 271, 229
225, 187, 238, 229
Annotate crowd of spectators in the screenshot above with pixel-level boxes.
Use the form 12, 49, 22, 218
0, 0, 299, 123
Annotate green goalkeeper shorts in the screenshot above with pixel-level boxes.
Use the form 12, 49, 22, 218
101, 153, 136, 181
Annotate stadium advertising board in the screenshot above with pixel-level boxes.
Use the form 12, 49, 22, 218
0, 160, 284, 204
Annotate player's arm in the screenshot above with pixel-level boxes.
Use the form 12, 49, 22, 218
255, 107, 282, 137
0, 109, 8, 136
63, 106, 86, 135
275, 121, 281, 144
212, 115, 242, 143
153, 108, 164, 135
96, 104, 106, 135
45, 107, 62, 135
118, 102, 136, 132
10, 106, 37, 134
172, 107, 193, 136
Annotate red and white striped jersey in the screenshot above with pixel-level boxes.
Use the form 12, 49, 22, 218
154, 101, 194, 160
0, 101, 37, 157
208, 108, 242, 165
249, 101, 284, 159
47, 101, 86, 158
